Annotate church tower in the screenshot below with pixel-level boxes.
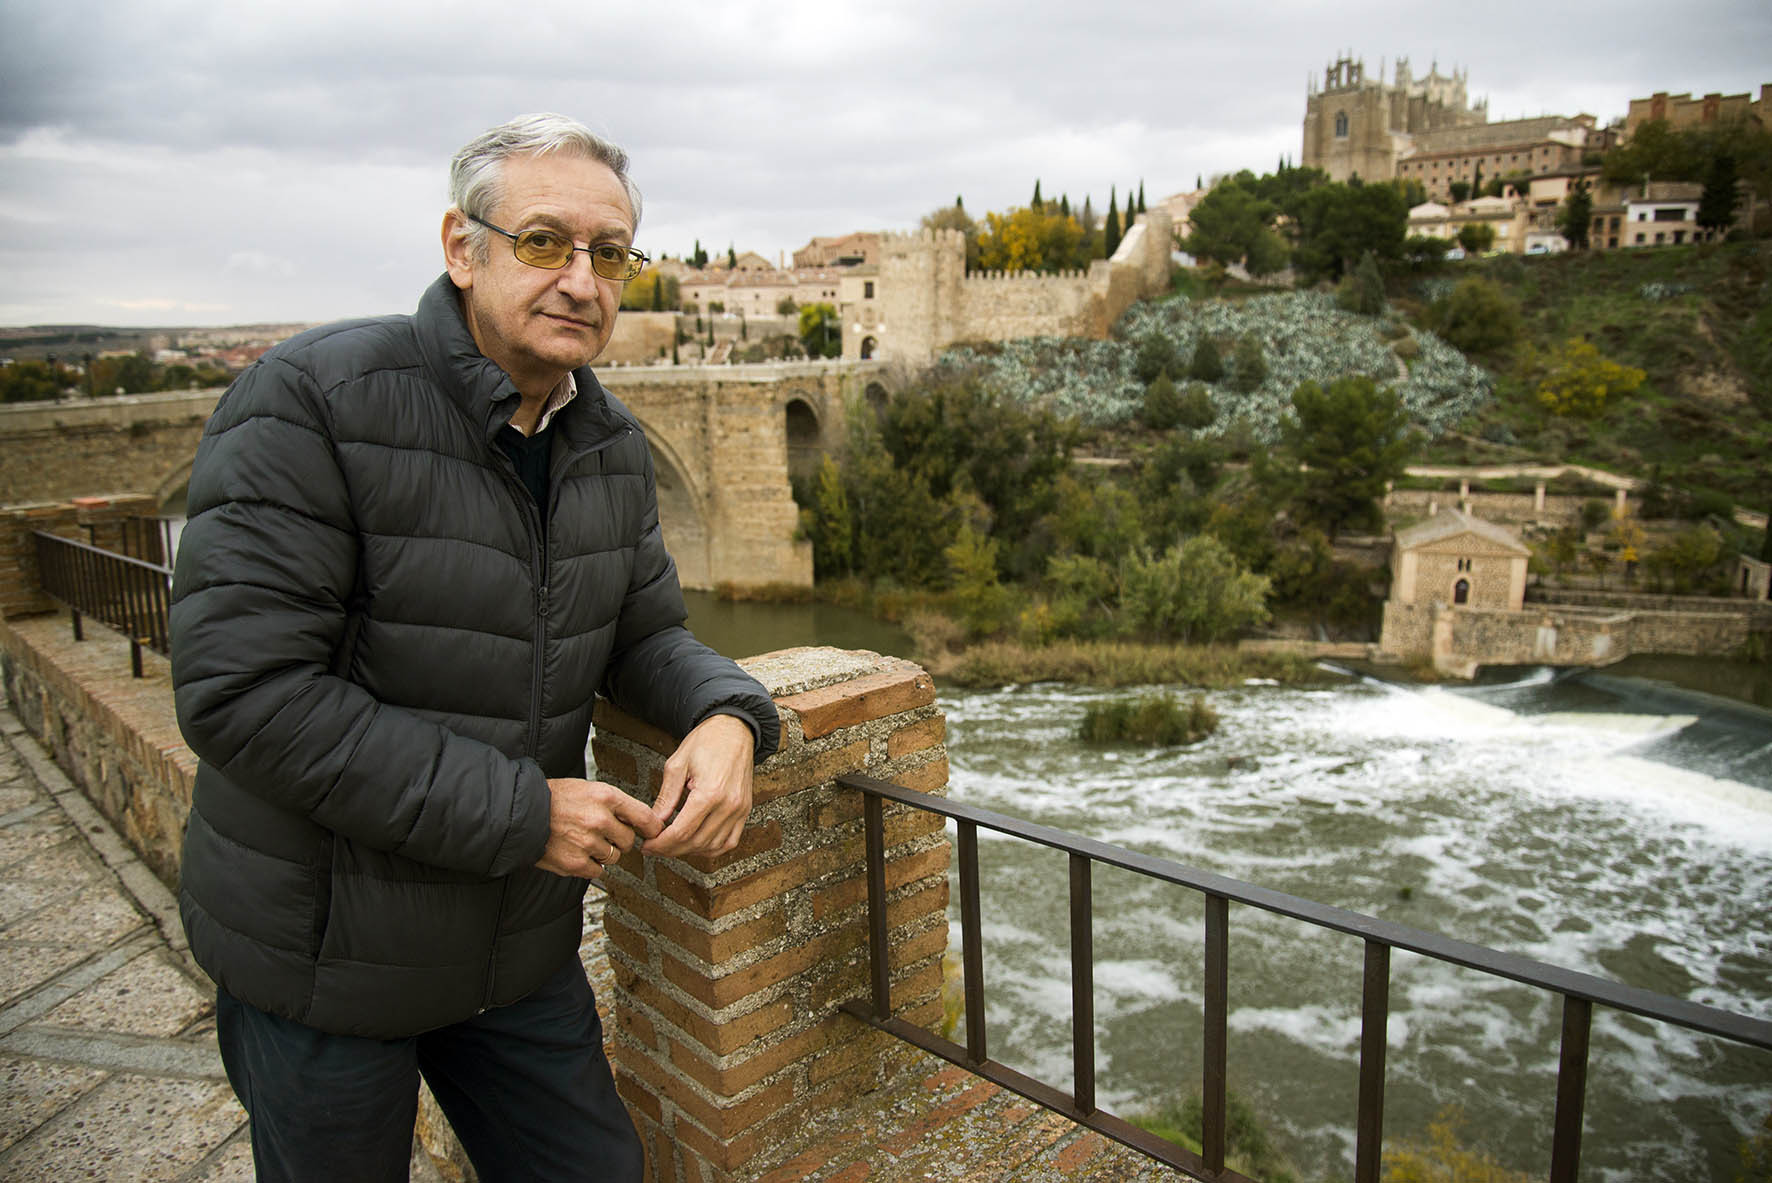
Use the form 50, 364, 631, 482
1302, 54, 1485, 183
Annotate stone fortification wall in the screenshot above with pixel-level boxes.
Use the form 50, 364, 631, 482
1529, 588, 1772, 621
0, 391, 215, 507
871, 208, 1173, 365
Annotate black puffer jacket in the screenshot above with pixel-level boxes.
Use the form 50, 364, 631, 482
171, 274, 779, 1038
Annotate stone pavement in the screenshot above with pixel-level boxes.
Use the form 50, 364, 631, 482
0, 693, 1182, 1182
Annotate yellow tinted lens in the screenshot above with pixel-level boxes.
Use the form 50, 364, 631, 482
591, 245, 638, 281
513, 230, 572, 268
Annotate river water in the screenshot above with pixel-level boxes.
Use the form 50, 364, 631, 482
683, 595, 1771, 1180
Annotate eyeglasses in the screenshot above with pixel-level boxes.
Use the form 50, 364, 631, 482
466, 214, 648, 281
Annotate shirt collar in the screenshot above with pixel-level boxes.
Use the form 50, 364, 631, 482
510, 371, 579, 436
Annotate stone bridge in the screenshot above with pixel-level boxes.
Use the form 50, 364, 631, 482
0, 360, 902, 589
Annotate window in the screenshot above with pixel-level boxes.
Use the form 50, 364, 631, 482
1454, 579, 1471, 605
1652, 207, 1686, 222
1610, 216, 1620, 231
1673, 230, 1685, 244
1654, 232, 1665, 244
1635, 232, 1645, 243
1335, 111, 1349, 138
863, 281, 874, 299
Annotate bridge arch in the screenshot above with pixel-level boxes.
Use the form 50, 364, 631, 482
632, 413, 713, 591
783, 393, 823, 483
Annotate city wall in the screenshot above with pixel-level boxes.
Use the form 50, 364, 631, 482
867, 207, 1173, 364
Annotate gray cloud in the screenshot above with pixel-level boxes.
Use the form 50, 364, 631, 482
2, 0, 1767, 323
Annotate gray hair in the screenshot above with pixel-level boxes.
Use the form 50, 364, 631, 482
449, 113, 643, 260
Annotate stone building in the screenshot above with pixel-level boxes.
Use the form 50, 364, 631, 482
1390, 509, 1530, 614
1393, 114, 1605, 202
1626, 84, 1771, 135
1302, 55, 1486, 183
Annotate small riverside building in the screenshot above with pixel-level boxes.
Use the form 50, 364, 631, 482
1389, 508, 1530, 612
1380, 509, 1532, 672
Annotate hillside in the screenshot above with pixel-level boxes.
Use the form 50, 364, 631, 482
939, 240, 1771, 513
1402, 242, 1772, 508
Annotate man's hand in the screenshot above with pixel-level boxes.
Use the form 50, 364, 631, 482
646, 714, 756, 859
536, 778, 661, 880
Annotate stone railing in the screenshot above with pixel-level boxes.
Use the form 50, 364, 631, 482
0, 599, 953, 1182
592, 646, 951, 1182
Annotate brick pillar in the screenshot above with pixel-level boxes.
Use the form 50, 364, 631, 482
592, 647, 951, 1183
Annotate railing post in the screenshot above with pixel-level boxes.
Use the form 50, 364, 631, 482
959, 819, 987, 1065
863, 792, 890, 1020
1203, 893, 1229, 1174
1069, 853, 1095, 1116
1355, 940, 1391, 1183
1550, 995, 1592, 1183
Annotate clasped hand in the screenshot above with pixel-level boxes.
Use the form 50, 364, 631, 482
537, 714, 756, 878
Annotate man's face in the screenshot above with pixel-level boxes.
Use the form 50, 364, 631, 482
443, 152, 633, 390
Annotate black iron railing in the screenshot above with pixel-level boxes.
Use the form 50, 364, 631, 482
836, 771, 1772, 1183
33, 531, 173, 677
114, 514, 180, 567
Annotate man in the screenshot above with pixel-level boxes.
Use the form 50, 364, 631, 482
170, 113, 779, 1182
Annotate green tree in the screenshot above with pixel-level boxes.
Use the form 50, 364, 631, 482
1184, 179, 1287, 273
945, 524, 1015, 637
1644, 523, 1724, 594
1698, 151, 1741, 236
1448, 180, 1472, 204
1104, 186, 1121, 257
0, 360, 69, 402
1030, 179, 1044, 210
1535, 338, 1646, 418
1403, 235, 1450, 269
1337, 250, 1387, 316
1558, 176, 1594, 250
1142, 372, 1184, 430
691, 239, 708, 268
1231, 335, 1267, 392
1280, 375, 1414, 539
797, 302, 841, 359
976, 206, 1087, 273
801, 455, 853, 576
1291, 180, 1408, 283
1187, 336, 1224, 383
1456, 222, 1496, 254
1118, 536, 1271, 643
619, 270, 678, 310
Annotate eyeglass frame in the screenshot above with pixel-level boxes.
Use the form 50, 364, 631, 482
465, 213, 649, 282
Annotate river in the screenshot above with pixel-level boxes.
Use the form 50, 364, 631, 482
683, 593, 1772, 1180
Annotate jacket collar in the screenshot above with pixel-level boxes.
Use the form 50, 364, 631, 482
413, 273, 625, 450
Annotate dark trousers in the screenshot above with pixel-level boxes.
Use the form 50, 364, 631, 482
216, 957, 644, 1183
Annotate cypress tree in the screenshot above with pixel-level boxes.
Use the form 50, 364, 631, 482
1031, 179, 1043, 210
1104, 186, 1121, 256
1137, 181, 1146, 213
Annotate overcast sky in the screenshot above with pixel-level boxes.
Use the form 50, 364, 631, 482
2, 0, 1767, 327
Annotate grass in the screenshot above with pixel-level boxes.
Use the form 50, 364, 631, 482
1079, 693, 1219, 745
929, 639, 1338, 688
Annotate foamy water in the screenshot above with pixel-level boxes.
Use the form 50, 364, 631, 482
941, 671, 1772, 1181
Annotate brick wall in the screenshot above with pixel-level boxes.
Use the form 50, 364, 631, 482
591, 647, 951, 1183
1, 495, 161, 619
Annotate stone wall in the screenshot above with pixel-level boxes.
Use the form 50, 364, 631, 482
0, 392, 213, 507
601, 311, 681, 366
1380, 597, 1756, 674
591, 647, 950, 1182
869, 207, 1174, 365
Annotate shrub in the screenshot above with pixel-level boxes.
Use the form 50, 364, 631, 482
1535, 338, 1645, 418
1430, 277, 1522, 355
1335, 250, 1387, 316
1079, 693, 1219, 745
1231, 334, 1267, 392
1188, 336, 1225, 382
1142, 372, 1184, 429
1135, 334, 1181, 383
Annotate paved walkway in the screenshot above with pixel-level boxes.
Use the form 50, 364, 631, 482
0, 695, 1181, 1182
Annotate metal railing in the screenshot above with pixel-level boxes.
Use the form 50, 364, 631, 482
33, 531, 173, 677
836, 771, 1772, 1183
114, 514, 180, 567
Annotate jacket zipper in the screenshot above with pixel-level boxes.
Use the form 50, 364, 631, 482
481, 420, 630, 1011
